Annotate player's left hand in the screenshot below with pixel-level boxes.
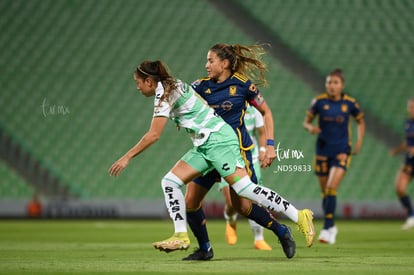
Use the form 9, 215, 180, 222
261, 147, 276, 168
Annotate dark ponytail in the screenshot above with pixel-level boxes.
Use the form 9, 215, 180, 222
135, 60, 177, 104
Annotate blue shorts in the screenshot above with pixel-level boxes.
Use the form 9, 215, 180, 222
314, 154, 351, 176
402, 154, 414, 177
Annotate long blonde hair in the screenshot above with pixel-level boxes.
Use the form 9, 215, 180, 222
209, 43, 269, 87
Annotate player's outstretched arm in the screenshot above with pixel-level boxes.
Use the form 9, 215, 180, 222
109, 116, 168, 176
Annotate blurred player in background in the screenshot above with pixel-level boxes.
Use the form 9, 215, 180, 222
303, 68, 365, 244
390, 98, 414, 230
184, 43, 314, 260
218, 105, 272, 250
109, 60, 315, 261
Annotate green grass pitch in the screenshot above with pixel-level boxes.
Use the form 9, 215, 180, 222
0, 219, 413, 274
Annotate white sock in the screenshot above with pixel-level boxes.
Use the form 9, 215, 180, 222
224, 211, 238, 225
161, 171, 187, 233
230, 176, 299, 223
248, 219, 264, 241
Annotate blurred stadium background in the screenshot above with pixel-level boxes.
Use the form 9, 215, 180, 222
1, 0, 413, 219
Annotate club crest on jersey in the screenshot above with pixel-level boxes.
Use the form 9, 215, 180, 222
229, 86, 237, 96
249, 84, 257, 93
323, 104, 330, 110
341, 104, 348, 113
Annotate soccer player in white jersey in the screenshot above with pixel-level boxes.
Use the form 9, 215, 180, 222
218, 105, 272, 250
109, 60, 314, 260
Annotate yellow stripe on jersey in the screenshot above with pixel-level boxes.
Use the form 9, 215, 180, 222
232, 72, 248, 83
355, 112, 364, 121
315, 93, 329, 100
240, 108, 245, 126
240, 149, 253, 179
239, 101, 248, 126
306, 110, 315, 119
348, 117, 353, 147
343, 94, 356, 103
236, 128, 254, 151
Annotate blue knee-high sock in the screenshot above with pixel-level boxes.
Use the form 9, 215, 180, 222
324, 189, 336, 229
400, 195, 414, 217
322, 193, 327, 212
187, 207, 211, 251
246, 203, 287, 237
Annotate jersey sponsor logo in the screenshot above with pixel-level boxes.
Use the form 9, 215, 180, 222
336, 115, 345, 123
252, 186, 290, 211
204, 88, 211, 94
322, 115, 345, 123
341, 104, 348, 113
164, 186, 185, 221
221, 100, 233, 110
229, 86, 237, 96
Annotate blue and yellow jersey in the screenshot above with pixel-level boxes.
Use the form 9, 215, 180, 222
405, 119, 414, 147
191, 73, 265, 150
307, 93, 363, 156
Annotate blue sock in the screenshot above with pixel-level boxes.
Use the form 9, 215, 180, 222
324, 195, 336, 229
187, 207, 211, 252
247, 203, 286, 237
400, 195, 414, 216
322, 194, 327, 212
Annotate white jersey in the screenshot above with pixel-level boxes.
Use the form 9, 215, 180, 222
243, 105, 264, 162
153, 80, 225, 146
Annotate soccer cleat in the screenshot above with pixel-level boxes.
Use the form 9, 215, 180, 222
182, 248, 214, 261
402, 216, 414, 230
225, 223, 237, 245
297, 209, 315, 247
278, 225, 296, 259
328, 226, 338, 244
254, 240, 272, 250
254, 240, 272, 251
318, 229, 331, 244
153, 232, 190, 253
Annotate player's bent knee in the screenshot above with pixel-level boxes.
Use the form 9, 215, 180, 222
161, 171, 184, 189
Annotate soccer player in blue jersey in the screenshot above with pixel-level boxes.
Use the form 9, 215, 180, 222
390, 98, 414, 230
303, 68, 365, 244
182, 43, 314, 260
109, 60, 311, 260
218, 105, 272, 250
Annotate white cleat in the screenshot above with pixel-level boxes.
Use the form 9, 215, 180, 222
402, 216, 414, 230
